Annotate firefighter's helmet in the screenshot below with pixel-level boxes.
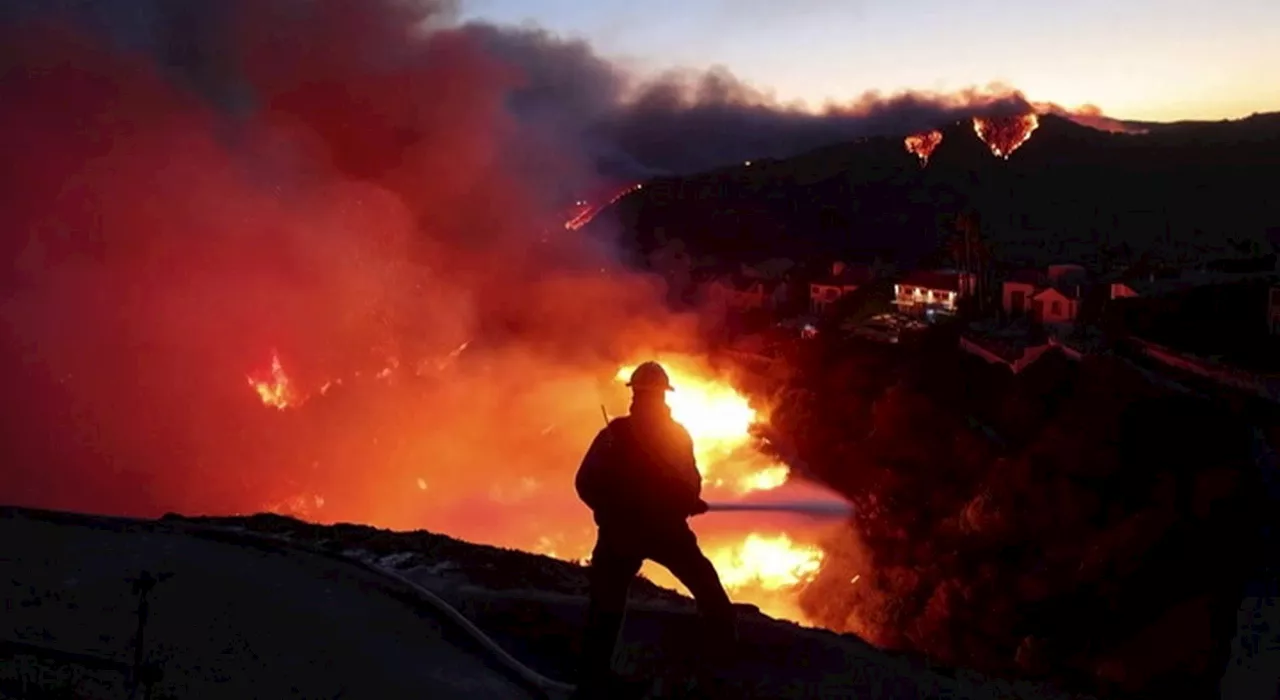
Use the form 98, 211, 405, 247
626, 361, 674, 392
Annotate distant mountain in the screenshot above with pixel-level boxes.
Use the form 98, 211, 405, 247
1123, 112, 1280, 141
594, 112, 1280, 271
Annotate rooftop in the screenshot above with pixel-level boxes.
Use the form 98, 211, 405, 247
899, 270, 967, 292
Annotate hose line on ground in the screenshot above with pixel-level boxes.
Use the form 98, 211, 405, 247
188, 523, 579, 699
5, 509, 576, 700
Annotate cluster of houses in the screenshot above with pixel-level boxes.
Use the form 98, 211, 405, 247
681, 251, 1280, 341
666, 236, 1280, 394
691, 258, 1109, 329
670, 244, 1280, 396
808, 261, 1110, 329
691, 259, 971, 318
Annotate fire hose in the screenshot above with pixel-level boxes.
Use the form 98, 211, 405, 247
702, 501, 852, 518
8, 508, 576, 699
600, 405, 853, 520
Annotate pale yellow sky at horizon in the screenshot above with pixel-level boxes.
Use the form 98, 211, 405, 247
466, 0, 1280, 122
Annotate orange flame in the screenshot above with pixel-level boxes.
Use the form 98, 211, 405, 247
246, 351, 299, 410
903, 129, 943, 166
972, 113, 1040, 159
644, 531, 825, 623
249, 351, 829, 625
614, 362, 789, 494
711, 533, 824, 590
610, 359, 828, 623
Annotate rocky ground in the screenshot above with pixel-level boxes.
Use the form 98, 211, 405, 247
0, 509, 534, 700
1, 507, 1095, 700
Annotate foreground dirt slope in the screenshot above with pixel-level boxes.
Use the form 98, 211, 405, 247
173, 511, 1090, 700
3, 507, 1097, 699
0, 509, 536, 700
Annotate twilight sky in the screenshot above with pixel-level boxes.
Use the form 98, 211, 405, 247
462, 0, 1280, 122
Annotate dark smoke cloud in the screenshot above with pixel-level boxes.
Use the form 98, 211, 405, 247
3, 0, 1128, 181
462, 21, 1062, 176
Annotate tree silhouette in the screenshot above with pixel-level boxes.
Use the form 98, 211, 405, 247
946, 209, 991, 313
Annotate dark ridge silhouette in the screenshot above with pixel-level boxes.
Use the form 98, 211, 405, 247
602, 112, 1280, 269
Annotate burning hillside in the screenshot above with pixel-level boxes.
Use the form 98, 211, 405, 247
972, 113, 1041, 159
903, 130, 943, 166
242, 351, 834, 623
564, 183, 644, 231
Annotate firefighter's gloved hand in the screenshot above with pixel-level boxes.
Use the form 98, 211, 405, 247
690, 498, 710, 516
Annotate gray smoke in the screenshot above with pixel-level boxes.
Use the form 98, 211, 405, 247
0, 0, 1076, 179
462, 22, 1041, 176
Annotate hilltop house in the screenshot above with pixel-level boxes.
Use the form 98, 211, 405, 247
1002, 269, 1042, 315
809, 261, 874, 314
894, 270, 975, 318
1031, 287, 1081, 325
1002, 267, 1084, 326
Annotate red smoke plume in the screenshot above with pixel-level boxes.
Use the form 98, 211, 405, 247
0, 5, 692, 525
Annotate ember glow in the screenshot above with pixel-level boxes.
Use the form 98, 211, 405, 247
712, 534, 824, 590
564, 183, 643, 231
244, 353, 829, 624
972, 113, 1041, 159
646, 529, 826, 623
903, 130, 943, 166
247, 351, 299, 410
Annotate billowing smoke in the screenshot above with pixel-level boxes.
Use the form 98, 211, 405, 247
461, 21, 1132, 175
0, 0, 698, 534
